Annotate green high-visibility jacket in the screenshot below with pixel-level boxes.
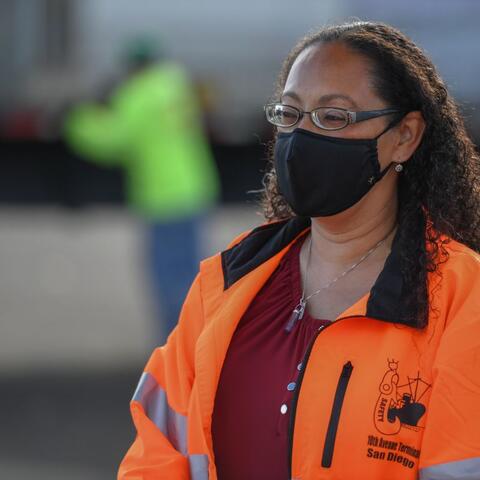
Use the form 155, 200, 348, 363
65, 62, 220, 220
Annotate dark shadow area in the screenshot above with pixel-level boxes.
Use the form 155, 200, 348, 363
0, 369, 140, 473
0, 140, 268, 206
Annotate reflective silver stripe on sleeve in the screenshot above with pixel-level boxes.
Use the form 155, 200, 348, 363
189, 454, 209, 480
132, 372, 188, 456
420, 457, 480, 480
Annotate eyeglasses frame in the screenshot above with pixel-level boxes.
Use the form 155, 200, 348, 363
264, 103, 403, 131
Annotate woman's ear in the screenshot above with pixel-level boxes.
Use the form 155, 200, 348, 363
393, 111, 426, 164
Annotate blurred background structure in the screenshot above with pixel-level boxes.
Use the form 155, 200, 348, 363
1, 0, 479, 478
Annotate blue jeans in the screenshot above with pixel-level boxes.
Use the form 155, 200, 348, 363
147, 214, 204, 344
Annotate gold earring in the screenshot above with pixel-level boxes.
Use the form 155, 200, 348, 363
394, 163, 404, 173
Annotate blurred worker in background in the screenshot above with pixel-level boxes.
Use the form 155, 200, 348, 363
64, 38, 220, 343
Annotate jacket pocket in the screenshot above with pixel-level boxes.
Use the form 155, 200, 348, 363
321, 361, 353, 468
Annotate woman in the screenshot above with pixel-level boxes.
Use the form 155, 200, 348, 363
118, 21, 480, 480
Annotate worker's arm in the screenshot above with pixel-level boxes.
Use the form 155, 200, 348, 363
418, 280, 480, 479
64, 103, 131, 164
118, 274, 206, 479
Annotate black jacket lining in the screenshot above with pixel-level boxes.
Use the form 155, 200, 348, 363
221, 217, 414, 327
221, 217, 310, 290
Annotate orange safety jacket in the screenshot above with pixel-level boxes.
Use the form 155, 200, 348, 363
118, 217, 480, 480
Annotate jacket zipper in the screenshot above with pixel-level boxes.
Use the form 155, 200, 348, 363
321, 361, 354, 468
287, 317, 360, 478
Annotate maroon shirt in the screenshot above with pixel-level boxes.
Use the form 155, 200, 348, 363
212, 233, 331, 480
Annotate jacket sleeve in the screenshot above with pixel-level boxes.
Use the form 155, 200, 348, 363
118, 273, 206, 479
418, 287, 480, 479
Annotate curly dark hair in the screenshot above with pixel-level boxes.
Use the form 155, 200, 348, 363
261, 21, 480, 328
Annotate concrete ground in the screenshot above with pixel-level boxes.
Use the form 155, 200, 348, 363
0, 205, 262, 479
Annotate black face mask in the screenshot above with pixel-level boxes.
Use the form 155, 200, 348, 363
274, 126, 396, 217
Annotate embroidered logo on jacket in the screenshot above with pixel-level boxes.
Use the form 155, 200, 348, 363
373, 359, 431, 435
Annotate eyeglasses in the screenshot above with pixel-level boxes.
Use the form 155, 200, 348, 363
264, 103, 402, 131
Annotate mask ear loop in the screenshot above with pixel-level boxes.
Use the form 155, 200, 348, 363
374, 113, 405, 140
374, 113, 406, 181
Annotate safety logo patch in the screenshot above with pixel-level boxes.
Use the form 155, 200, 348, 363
373, 359, 431, 435
364, 359, 432, 471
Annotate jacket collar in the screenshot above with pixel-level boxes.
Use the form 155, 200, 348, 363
221, 216, 416, 328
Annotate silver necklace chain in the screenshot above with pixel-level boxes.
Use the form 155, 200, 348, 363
285, 232, 390, 333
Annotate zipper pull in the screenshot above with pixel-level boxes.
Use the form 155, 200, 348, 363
285, 299, 306, 333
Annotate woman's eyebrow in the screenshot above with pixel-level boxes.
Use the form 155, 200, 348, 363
318, 93, 359, 109
281, 91, 358, 109
281, 90, 301, 102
